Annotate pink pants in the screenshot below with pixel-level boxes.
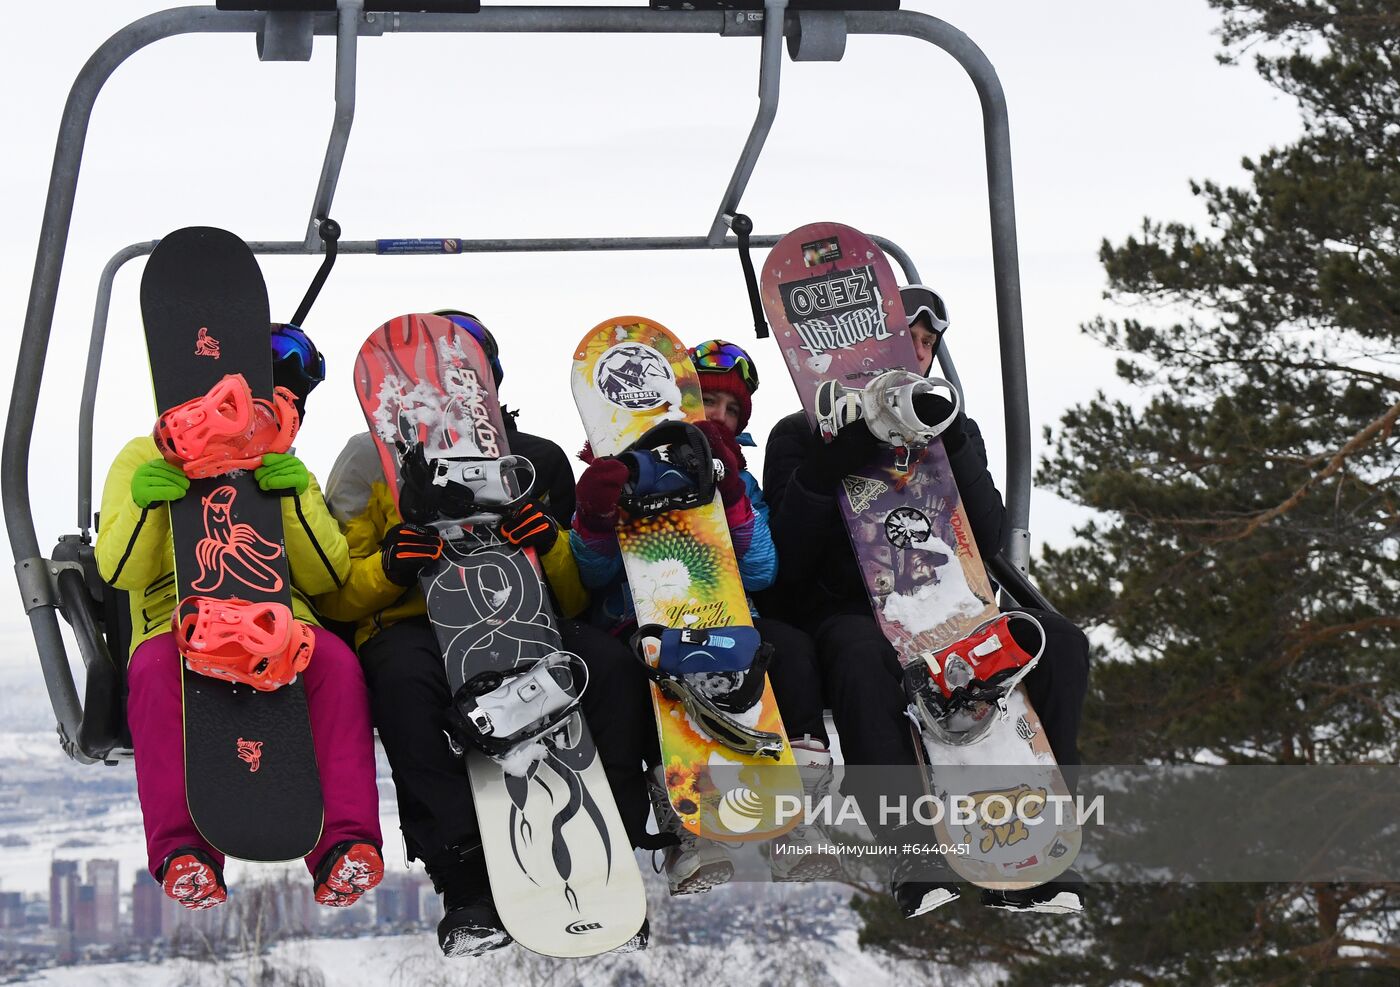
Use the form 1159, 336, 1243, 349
127, 627, 382, 879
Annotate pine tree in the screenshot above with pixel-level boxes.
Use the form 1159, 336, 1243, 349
856, 2, 1399, 982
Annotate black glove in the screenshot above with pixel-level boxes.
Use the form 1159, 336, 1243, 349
912, 393, 968, 454
797, 423, 883, 493
380, 522, 444, 586
498, 499, 558, 554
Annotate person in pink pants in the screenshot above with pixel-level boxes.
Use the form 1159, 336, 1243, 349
97, 325, 383, 910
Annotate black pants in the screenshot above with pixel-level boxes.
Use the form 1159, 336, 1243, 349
814, 607, 1089, 767
359, 616, 660, 863
754, 616, 829, 747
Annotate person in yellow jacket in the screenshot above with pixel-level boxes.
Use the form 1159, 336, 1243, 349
97, 325, 383, 912
316, 312, 651, 958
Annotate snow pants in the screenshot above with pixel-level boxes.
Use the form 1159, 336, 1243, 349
126, 628, 383, 880
358, 617, 653, 866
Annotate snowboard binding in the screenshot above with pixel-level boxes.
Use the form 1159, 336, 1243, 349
632, 624, 785, 760
904, 611, 1045, 736
815, 371, 960, 470
616, 421, 724, 518
173, 596, 315, 692
443, 651, 589, 763
396, 440, 535, 527
155, 374, 300, 478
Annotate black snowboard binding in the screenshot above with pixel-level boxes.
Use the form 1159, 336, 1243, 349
396, 439, 536, 528
615, 420, 725, 518
631, 624, 784, 760
443, 652, 588, 765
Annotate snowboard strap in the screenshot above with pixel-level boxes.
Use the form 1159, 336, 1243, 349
633, 624, 785, 761
905, 611, 1046, 729
616, 421, 721, 518
154, 375, 300, 478
443, 651, 588, 761
728, 213, 769, 339
173, 596, 315, 692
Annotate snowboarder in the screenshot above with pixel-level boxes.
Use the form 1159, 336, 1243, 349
762, 285, 1091, 915
318, 311, 651, 956
97, 323, 384, 912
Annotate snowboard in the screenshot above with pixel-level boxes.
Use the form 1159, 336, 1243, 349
760, 222, 1081, 888
571, 317, 802, 842
140, 226, 323, 862
355, 313, 645, 957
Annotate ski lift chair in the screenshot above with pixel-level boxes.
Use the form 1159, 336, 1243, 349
8, 0, 1053, 765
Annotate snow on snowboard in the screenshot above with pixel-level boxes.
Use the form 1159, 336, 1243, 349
355, 313, 645, 956
760, 222, 1081, 888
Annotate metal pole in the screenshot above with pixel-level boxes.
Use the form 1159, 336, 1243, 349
849, 10, 1033, 569
708, 0, 787, 244
304, 0, 363, 245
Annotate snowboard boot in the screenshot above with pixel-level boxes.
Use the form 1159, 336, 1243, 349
613, 917, 650, 953
769, 736, 842, 882
981, 873, 1085, 915
427, 843, 513, 958
313, 841, 384, 908
647, 766, 733, 895
889, 844, 960, 919
160, 847, 227, 910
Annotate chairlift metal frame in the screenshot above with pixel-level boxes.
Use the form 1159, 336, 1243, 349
4, 0, 1047, 764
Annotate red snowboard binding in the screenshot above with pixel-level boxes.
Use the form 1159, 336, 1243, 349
905, 611, 1045, 724
174, 596, 315, 691
154, 373, 299, 478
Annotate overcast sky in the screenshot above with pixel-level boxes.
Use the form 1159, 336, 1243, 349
0, 0, 1300, 683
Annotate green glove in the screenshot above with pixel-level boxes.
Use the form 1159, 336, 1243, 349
254, 452, 311, 496
131, 458, 190, 509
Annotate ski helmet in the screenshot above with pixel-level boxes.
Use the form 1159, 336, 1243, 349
270, 323, 325, 410
434, 309, 503, 388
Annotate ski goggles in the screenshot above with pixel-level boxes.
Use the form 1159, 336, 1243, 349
435, 309, 504, 385
901, 285, 950, 334
688, 339, 760, 394
270, 324, 326, 388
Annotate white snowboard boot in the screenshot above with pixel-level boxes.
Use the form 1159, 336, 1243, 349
769, 736, 843, 881
647, 766, 734, 895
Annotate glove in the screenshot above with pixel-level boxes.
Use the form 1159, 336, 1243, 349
131, 458, 190, 509
912, 393, 967, 454
499, 499, 558, 554
695, 420, 746, 507
253, 452, 310, 496
575, 457, 630, 531
380, 522, 444, 586
797, 423, 882, 493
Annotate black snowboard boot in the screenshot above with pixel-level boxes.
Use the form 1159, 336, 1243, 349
426, 843, 512, 958
889, 850, 960, 919
981, 872, 1085, 914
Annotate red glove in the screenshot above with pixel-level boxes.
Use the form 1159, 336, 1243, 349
695, 420, 746, 507
575, 457, 630, 531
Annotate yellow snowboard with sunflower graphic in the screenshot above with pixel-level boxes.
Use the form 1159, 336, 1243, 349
571, 317, 801, 841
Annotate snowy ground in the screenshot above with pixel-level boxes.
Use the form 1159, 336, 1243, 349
22, 927, 975, 987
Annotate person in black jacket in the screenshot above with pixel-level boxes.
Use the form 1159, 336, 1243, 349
762, 285, 1089, 917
